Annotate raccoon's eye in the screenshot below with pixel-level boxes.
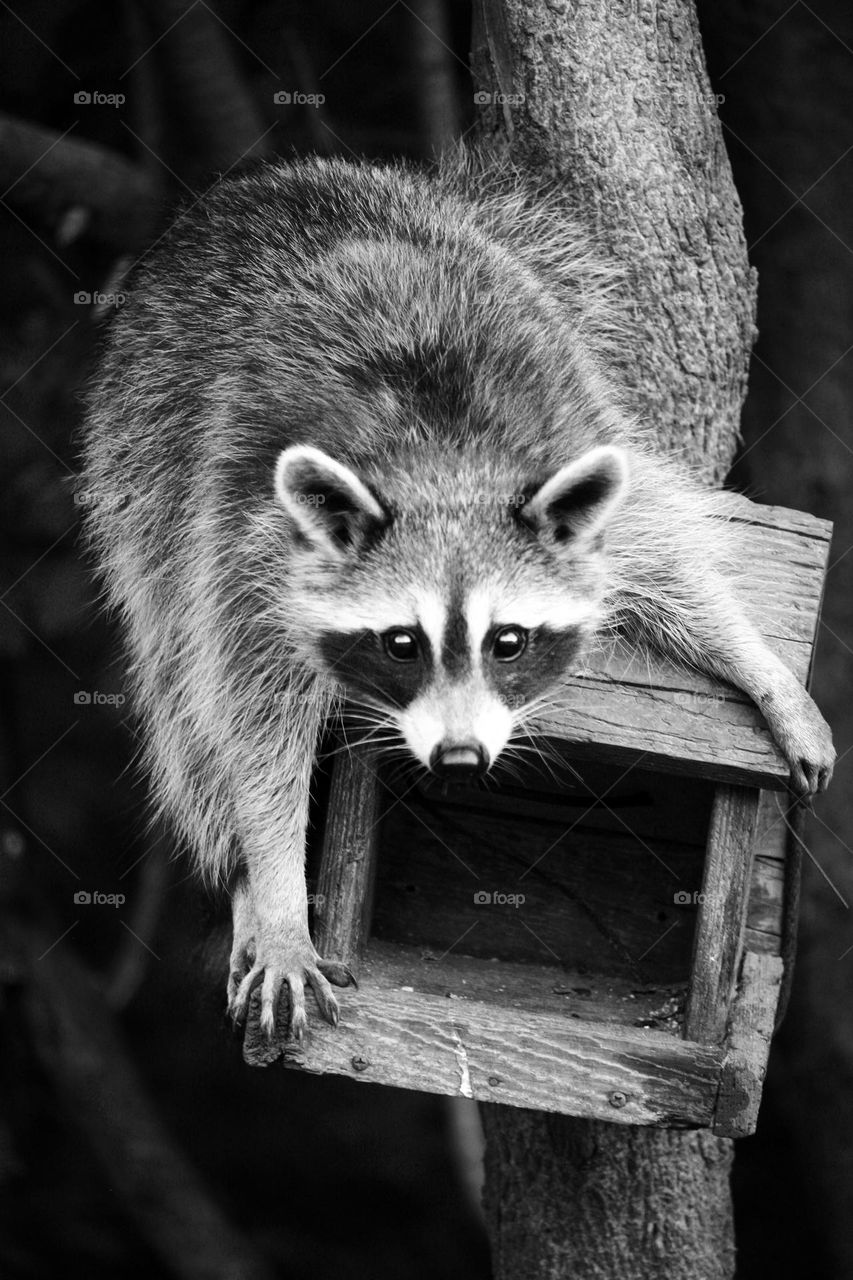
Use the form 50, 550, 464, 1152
492, 626, 528, 662
383, 629, 419, 662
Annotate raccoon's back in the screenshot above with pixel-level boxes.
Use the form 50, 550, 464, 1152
81, 155, 628, 587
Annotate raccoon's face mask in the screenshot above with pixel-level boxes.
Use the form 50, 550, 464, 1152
275, 443, 628, 777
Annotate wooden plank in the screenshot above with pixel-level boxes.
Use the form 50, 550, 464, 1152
244, 943, 721, 1128
531, 684, 790, 790
685, 785, 761, 1044
526, 501, 831, 787
724, 495, 832, 542
376, 766, 708, 984
714, 950, 784, 1138
417, 755, 713, 845
312, 748, 383, 969
744, 789, 790, 955
338, 940, 688, 1029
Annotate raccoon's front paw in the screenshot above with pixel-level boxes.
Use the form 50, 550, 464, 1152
227, 901, 355, 1041
765, 688, 835, 801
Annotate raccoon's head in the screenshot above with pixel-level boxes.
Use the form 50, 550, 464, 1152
274, 443, 628, 778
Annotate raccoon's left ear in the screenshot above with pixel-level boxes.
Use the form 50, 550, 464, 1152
522, 445, 629, 547
275, 445, 388, 558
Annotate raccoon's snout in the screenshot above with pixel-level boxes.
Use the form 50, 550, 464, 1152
429, 740, 490, 779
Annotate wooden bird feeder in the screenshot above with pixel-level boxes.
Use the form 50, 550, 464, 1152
244, 496, 831, 1139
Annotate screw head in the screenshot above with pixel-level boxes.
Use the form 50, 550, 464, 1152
609, 1091, 628, 1109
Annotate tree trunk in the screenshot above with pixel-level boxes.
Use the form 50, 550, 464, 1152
470, 1, 756, 1274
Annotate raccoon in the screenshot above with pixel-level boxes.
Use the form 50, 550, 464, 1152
81, 154, 834, 1041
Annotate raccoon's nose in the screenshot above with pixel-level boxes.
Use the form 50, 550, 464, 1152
429, 740, 490, 778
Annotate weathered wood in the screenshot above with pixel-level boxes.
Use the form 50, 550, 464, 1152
312, 747, 383, 969
726, 496, 832, 541
421, 757, 712, 843
532, 681, 790, 790
685, 786, 761, 1043
324, 939, 687, 1029
744, 789, 790, 955
244, 941, 721, 1127
376, 763, 708, 984
713, 951, 783, 1138
527, 501, 831, 791
744, 856, 785, 954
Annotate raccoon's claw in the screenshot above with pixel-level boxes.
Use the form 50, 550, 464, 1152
317, 958, 358, 989
760, 682, 835, 802
780, 711, 835, 802
226, 878, 356, 1039
228, 960, 264, 1026
788, 756, 832, 805
226, 944, 347, 1041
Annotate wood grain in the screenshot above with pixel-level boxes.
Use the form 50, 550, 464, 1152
244, 941, 720, 1128
744, 789, 790, 955
714, 950, 783, 1138
312, 748, 383, 970
685, 786, 761, 1043
375, 762, 709, 984
528, 502, 831, 791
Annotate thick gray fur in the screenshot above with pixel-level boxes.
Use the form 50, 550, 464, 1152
80, 153, 833, 1039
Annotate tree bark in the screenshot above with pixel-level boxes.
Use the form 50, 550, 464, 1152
471, 0, 755, 484
471, 2, 756, 1275
481, 1111, 735, 1278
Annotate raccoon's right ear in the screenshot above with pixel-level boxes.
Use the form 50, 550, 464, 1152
275, 445, 388, 558
522, 445, 629, 548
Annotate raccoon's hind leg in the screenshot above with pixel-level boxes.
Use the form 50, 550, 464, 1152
225, 679, 355, 1040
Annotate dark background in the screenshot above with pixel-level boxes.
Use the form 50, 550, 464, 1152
0, 2, 851, 1277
